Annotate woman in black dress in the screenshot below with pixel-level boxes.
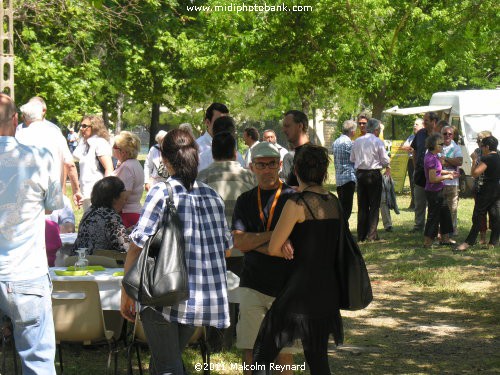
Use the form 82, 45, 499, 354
252, 144, 344, 375
455, 136, 500, 251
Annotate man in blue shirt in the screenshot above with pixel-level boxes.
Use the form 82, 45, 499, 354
0, 93, 63, 375
332, 119, 357, 221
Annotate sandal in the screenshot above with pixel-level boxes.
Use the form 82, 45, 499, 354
453, 243, 470, 252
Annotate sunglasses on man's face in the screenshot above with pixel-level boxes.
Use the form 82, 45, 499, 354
443, 132, 453, 136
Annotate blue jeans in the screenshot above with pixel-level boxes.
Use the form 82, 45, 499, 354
0, 274, 56, 375
141, 307, 196, 375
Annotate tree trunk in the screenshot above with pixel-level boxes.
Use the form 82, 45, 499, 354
150, 102, 160, 149
115, 92, 125, 135
101, 106, 110, 130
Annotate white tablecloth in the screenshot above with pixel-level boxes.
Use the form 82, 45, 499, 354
50, 267, 123, 310
50, 267, 241, 307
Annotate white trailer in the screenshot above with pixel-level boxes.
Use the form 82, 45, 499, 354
384, 89, 500, 196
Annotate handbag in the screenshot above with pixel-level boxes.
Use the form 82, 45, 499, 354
299, 192, 372, 311
333, 193, 373, 310
122, 181, 189, 306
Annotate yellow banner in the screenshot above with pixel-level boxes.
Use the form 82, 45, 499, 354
389, 140, 409, 193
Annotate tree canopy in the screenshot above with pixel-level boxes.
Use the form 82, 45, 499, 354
11, 0, 498, 141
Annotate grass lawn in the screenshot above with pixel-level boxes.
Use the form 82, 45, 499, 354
4, 163, 497, 374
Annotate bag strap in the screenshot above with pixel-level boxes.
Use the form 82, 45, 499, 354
298, 192, 317, 220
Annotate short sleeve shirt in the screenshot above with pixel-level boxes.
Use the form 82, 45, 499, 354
442, 141, 462, 186
73, 135, 112, 198
0, 137, 63, 281
424, 152, 444, 192
232, 183, 295, 297
112, 158, 144, 214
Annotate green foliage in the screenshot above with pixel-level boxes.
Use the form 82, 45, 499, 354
11, 0, 498, 133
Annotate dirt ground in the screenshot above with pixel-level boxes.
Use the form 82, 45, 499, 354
325, 265, 499, 375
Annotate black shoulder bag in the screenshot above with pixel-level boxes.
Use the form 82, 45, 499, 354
299, 192, 373, 310
122, 181, 189, 306
333, 193, 373, 310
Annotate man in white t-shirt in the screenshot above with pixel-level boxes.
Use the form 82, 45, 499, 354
0, 93, 63, 375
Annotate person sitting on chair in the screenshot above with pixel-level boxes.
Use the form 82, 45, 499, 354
73, 176, 130, 254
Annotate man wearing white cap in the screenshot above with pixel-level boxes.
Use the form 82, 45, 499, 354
232, 141, 299, 375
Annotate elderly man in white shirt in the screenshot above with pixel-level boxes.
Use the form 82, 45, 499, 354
16, 99, 83, 207
350, 118, 391, 242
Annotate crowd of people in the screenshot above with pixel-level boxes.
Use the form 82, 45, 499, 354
0, 92, 498, 374
333, 110, 499, 251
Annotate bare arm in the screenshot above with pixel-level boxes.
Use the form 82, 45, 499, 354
443, 156, 463, 167
268, 200, 304, 257
98, 155, 114, 176
471, 161, 487, 178
428, 169, 457, 183
232, 230, 272, 252
120, 242, 142, 322
65, 162, 83, 207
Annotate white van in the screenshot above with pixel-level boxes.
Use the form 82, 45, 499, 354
384, 89, 500, 196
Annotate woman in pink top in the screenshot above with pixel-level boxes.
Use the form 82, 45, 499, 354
112, 131, 144, 228
423, 133, 459, 248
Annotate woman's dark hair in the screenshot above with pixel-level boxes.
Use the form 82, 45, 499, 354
213, 116, 236, 135
425, 133, 443, 151
481, 136, 498, 151
90, 176, 125, 208
161, 128, 199, 190
212, 132, 236, 161
294, 144, 330, 185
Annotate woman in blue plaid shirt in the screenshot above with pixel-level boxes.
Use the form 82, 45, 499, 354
121, 129, 231, 374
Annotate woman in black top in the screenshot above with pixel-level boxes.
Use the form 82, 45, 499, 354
253, 144, 344, 375
456, 136, 500, 251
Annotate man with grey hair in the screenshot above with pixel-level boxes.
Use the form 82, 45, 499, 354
332, 119, 357, 221
350, 118, 391, 241
16, 99, 83, 207
0, 93, 62, 374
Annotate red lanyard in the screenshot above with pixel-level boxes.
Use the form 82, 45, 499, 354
257, 181, 283, 231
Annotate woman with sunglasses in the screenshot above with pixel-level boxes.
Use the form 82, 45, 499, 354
423, 133, 459, 248
72, 115, 114, 210
456, 136, 500, 251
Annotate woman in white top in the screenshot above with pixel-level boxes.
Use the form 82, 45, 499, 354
112, 131, 145, 228
144, 130, 168, 191
72, 115, 114, 210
